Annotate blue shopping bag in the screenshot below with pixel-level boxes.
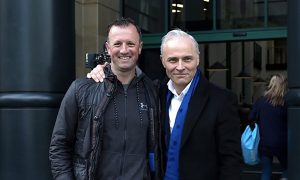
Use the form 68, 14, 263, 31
241, 123, 260, 165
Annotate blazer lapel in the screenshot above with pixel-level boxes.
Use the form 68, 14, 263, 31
180, 77, 209, 148
160, 80, 171, 148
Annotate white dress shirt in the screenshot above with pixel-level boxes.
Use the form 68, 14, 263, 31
167, 79, 193, 133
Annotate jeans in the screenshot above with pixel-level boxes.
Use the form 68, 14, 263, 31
261, 155, 288, 180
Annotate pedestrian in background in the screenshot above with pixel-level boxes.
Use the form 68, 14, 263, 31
249, 73, 288, 180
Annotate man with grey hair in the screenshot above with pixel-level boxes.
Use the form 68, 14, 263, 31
88, 29, 242, 180
159, 29, 241, 180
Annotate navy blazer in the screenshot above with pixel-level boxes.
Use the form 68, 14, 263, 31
160, 75, 242, 180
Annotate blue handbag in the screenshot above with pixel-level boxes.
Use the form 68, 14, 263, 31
241, 123, 260, 165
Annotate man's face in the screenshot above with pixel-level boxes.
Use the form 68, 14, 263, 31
161, 37, 199, 93
106, 24, 142, 73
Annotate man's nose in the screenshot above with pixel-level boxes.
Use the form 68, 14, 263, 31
120, 44, 128, 53
176, 60, 185, 70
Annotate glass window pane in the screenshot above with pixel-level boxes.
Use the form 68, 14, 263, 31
217, 0, 264, 29
170, 0, 213, 31
124, 0, 166, 33
139, 49, 166, 80
268, 0, 287, 27
266, 39, 287, 70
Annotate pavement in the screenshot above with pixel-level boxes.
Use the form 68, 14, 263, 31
242, 162, 283, 180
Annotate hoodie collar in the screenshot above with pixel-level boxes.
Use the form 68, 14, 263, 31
104, 64, 145, 84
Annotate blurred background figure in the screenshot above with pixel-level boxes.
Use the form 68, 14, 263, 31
249, 74, 288, 180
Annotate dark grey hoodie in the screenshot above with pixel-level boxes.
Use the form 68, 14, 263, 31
95, 69, 152, 180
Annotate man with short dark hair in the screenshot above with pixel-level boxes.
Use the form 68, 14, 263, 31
49, 18, 163, 180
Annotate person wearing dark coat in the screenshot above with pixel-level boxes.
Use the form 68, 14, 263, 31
49, 18, 163, 180
159, 29, 242, 180
249, 73, 288, 180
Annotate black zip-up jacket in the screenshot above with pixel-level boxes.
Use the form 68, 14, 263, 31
49, 66, 163, 180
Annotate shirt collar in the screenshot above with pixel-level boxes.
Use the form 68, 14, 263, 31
167, 78, 193, 98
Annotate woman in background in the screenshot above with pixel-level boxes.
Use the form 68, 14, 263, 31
250, 74, 288, 180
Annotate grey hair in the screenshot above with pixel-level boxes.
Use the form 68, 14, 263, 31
160, 29, 200, 55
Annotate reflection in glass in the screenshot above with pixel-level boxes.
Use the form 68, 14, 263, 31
217, 0, 264, 29
266, 39, 287, 70
268, 0, 287, 27
139, 49, 166, 80
124, 0, 165, 33
170, 0, 213, 31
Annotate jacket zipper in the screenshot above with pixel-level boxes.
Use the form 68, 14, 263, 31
119, 90, 128, 177
88, 116, 101, 180
89, 83, 115, 180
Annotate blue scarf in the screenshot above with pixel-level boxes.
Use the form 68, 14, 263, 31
164, 70, 200, 180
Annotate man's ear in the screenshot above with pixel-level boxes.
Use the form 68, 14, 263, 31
160, 55, 165, 68
105, 42, 111, 55
139, 41, 143, 54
